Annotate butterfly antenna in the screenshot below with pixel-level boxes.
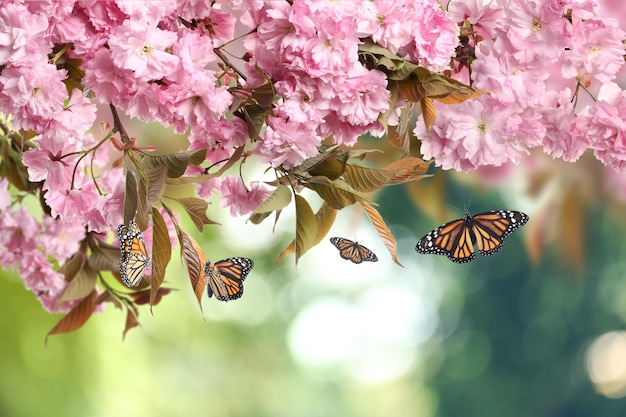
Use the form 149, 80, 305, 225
462, 196, 474, 214
449, 204, 463, 215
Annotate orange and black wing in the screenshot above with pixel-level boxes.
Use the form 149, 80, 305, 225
470, 210, 529, 256
205, 257, 254, 302
415, 217, 476, 263
117, 220, 151, 287
330, 237, 378, 264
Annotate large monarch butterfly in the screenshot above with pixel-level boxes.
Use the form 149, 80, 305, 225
117, 220, 151, 287
330, 237, 378, 264
415, 210, 529, 263
204, 257, 254, 302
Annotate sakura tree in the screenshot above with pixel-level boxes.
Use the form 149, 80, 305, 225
0, 0, 624, 337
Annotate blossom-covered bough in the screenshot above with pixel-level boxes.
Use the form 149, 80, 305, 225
0, 0, 624, 338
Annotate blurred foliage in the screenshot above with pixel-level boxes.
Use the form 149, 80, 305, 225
3, 167, 626, 417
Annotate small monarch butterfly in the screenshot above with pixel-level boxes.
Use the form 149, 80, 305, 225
117, 220, 151, 287
415, 210, 529, 263
330, 237, 378, 264
204, 257, 254, 302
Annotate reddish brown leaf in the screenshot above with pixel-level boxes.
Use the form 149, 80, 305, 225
122, 306, 140, 340
360, 201, 404, 267
420, 98, 437, 132
178, 230, 208, 311
133, 287, 173, 305
46, 290, 98, 343
150, 208, 172, 307
178, 197, 220, 231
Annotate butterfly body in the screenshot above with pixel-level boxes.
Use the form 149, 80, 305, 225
330, 237, 378, 264
205, 257, 254, 301
117, 220, 151, 287
415, 210, 529, 263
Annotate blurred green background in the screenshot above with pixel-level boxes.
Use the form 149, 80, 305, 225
3, 159, 626, 417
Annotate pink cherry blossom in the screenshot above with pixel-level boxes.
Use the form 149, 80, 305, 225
220, 175, 271, 217
172, 71, 233, 130
0, 63, 68, 131
255, 116, 322, 169
108, 20, 180, 82
22, 134, 82, 192
0, 178, 9, 212
416, 97, 529, 171
537, 88, 589, 162
362, 1, 414, 55
502, 0, 567, 66
472, 41, 548, 107
196, 177, 222, 200
332, 65, 390, 127
41, 216, 86, 265
562, 18, 626, 84
587, 83, 626, 170
405, 2, 459, 71
0, 207, 40, 266
0, 3, 50, 65
448, 0, 504, 40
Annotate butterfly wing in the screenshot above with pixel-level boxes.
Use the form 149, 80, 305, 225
117, 220, 151, 287
205, 257, 254, 302
415, 217, 476, 263
470, 210, 529, 256
330, 237, 378, 264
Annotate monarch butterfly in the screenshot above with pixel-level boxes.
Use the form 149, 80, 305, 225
415, 210, 529, 263
117, 220, 151, 287
330, 237, 378, 264
204, 257, 254, 302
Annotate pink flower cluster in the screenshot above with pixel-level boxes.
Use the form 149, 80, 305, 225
417, 0, 626, 171
0, 179, 85, 312
4, 0, 448, 307
1, 0, 626, 311
245, 0, 456, 167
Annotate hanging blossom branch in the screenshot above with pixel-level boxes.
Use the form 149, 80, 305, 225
0, 0, 624, 337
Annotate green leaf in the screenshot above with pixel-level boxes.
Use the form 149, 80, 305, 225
145, 164, 168, 209
167, 147, 245, 185
275, 239, 295, 265
239, 104, 267, 140
148, 149, 207, 178
251, 184, 292, 214
135, 171, 150, 229
343, 164, 396, 193
358, 39, 419, 80
398, 67, 483, 104
87, 244, 121, 272
306, 176, 373, 209
123, 171, 138, 225
276, 202, 336, 265
291, 145, 346, 179
385, 104, 413, 154
313, 202, 337, 246
383, 157, 432, 185
178, 197, 220, 232
150, 208, 172, 307
248, 184, 292, 225
57, 257, 98, 303
295, 195, 317, 264
250, 82, 276, 109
